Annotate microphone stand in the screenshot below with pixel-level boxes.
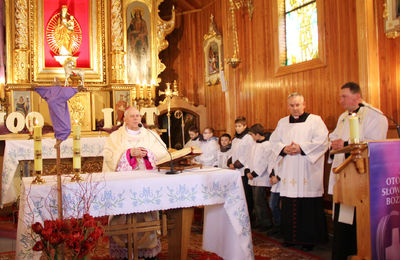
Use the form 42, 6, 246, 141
360, 103, 400, 138
139, 123, 178, 174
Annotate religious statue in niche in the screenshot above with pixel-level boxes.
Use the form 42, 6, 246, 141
127, 6, 151, 84
46, 5, 82, 56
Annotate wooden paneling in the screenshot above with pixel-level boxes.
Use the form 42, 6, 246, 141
377, 0, 400, 138
160, 0, 399, 137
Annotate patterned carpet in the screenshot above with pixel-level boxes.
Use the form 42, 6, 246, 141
0, 221, 325, 260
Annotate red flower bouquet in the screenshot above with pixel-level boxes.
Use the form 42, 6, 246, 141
31, 214, 104, 260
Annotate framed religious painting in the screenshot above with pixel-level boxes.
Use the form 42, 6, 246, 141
10, 90, 33, 117
384, 0, 400, 38
113, 89, 131, 126
13, 0, 107, 83
123, 0, 175, 84
203, 15, 223, 86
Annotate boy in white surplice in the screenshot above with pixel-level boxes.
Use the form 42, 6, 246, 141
245, 123, 273, 231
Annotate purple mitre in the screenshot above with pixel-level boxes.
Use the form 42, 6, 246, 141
35, 86, 78, 141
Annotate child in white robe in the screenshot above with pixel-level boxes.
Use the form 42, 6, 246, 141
198, 127, 219, 167
227, 116, 255, 218
217, 133, 232, 168
245, 124, 273, 231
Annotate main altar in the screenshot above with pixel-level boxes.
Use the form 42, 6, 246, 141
3, 0, 176, 132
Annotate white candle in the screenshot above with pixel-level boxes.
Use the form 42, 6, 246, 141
102, 108, 113, 129
349, 113, 360, 144
33, 121, 42, 172
73, 124, 81, 170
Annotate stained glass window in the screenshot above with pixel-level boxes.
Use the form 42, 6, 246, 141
284, 0, 318, 65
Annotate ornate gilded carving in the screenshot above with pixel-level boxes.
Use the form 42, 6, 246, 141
13, 49, 29, 82
156, 4, 175, 77
111, 0, 124, 51
13, 0, 30, 82
110, 0, 125, 82
383, 1, 400, 39
14, 0, 28, 49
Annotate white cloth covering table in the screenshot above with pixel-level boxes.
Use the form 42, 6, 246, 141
16, 168, 254, 260
1, 137, 106, 207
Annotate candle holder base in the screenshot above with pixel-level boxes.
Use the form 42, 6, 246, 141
32, 173, 45, 185
71, 169, 83, 182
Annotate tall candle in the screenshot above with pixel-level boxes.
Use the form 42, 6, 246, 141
33, 123, 42, 172
102, 108, 113, 129
349, 113, 360, 144
73, 124, 81, 170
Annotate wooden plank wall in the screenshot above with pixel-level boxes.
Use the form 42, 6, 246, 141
161, 0, 399, 137
377, 0, 400, 138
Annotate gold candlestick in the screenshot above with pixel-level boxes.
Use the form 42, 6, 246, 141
159, 82, 179, 148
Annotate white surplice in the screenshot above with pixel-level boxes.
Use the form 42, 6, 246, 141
198, 138, 219, 166
230, 133, 255, 176
328, 104, 388, 194
247, 140, 273, 187
269, 114, 329, 198
102, 125, 168, 172
217, 148, 232, 169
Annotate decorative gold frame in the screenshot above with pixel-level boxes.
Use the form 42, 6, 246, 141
5, 0, 106, 84
203, 15, 223, 86
384, 0, 400, 38
122, 0, 175, 84
10, 90, 34, 117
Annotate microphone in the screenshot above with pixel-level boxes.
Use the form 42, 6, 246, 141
138, 123, 178, 174
359, 103, 400, 138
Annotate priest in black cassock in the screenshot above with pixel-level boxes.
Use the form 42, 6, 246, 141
269, 93, 329, 251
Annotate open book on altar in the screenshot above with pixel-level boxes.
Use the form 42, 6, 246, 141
156, 146, 202, 166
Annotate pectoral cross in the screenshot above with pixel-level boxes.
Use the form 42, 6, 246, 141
159, 82, 179, 148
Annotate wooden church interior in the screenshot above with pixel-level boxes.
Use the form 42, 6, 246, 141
0, 0, 399, 259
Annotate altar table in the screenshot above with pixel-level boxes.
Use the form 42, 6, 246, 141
15, 168, 254, 260
1, 137, 106, 206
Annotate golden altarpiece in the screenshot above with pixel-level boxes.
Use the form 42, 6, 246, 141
1, 0, 180, 174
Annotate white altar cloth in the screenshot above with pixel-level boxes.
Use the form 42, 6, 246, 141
16, 168, 254, 260
1, 137, 106, 207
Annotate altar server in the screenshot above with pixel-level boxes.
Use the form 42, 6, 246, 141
245, 123, 273, 231
217, 133, 232, 169
198, 127, 219, 166
269, 93, 328, 251
227, 116, 255, 218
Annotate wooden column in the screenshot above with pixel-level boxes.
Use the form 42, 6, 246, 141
356, 0, 381, 107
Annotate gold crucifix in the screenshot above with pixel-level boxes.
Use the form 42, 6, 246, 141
159, 81, 179, 148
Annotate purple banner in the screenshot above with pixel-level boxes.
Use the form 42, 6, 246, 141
369, 141, 400, 260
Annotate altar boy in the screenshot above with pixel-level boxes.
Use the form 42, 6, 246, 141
245, 123, 273, 231
227, 116, 255, 218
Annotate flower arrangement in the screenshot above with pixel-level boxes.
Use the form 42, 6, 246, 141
31, 214, 104, 260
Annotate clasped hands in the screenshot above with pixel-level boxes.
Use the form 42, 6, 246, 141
130, 147, 147, 158
331, 139, 345, 150
283, 142, 301, 155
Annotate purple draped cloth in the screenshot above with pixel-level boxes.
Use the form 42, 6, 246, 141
35, 86, 78, 141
